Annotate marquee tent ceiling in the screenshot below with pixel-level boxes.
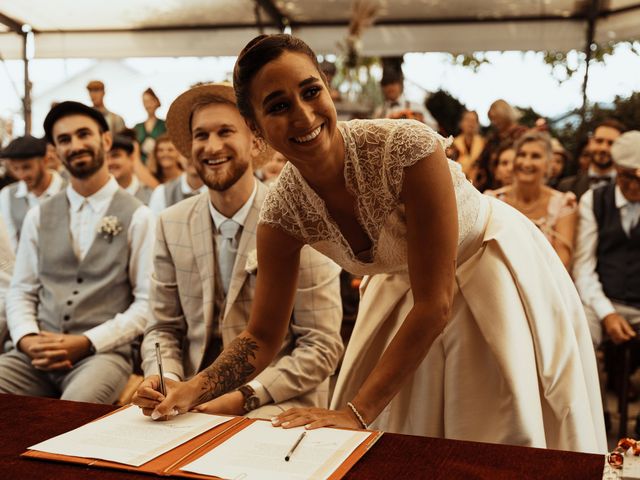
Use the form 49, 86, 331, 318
0, 0, 638, 58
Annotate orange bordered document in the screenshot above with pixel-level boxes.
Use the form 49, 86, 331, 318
21, 404, 382, 480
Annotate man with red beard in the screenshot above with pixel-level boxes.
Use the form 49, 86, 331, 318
0, 102, 154, 403
134, 84, 343, 419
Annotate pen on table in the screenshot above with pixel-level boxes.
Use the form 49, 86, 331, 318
284, 431, 306, 462
155, 342, 167, 397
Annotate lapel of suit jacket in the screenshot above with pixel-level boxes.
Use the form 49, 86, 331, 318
223, 181, 266, 318
189, 193, 216, 330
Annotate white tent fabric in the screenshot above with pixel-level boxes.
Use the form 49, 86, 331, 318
0, 0, 639, 59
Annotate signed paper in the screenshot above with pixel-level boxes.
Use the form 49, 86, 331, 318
29, 405, 230, 466
181, 420, 371, 480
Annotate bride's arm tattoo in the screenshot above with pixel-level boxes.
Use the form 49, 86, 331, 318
195, 336, 259, 404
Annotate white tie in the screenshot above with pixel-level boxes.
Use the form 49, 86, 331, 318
218, 219, 240, 294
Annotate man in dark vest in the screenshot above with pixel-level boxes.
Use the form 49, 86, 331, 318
106, 134, 153, 204
0, 101, 155, 403
0, 135, 65, 252
574, 129, 640, 346
558, 119, 625, 200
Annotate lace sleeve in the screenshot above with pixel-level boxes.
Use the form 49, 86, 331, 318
385, 120, 452, 198
258, 165, 307, 243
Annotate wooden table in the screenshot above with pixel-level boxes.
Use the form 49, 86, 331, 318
0, 394, 605, 479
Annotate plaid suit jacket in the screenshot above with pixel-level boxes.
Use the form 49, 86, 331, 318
141, 181, 343, 409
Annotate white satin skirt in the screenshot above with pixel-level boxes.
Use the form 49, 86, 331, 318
330, 197, 606, 454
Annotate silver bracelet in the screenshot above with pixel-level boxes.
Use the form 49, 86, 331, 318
347, 402, 369, 429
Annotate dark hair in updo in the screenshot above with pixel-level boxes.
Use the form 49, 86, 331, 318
233, 34, 327, 123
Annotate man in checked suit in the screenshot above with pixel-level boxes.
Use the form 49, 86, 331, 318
135, 84, 343, 418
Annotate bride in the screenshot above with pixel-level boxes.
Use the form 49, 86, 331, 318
137, 34, 605, 453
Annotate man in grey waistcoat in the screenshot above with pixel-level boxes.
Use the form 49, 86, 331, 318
0, 135, 66, 252
0, 101, 155, 404
106, 134, 154, 204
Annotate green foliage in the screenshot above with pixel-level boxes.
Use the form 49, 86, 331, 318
448, 53, 491, 72
552, 93, 640, 165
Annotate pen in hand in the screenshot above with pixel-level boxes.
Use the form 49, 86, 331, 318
155, 342, 167, 397
284, 431, 306, 462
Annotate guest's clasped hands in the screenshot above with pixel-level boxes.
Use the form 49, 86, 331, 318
18, 332, 91, 371
132, 377, 362, 430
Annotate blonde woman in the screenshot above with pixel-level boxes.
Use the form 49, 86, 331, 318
485, 130, 578, 268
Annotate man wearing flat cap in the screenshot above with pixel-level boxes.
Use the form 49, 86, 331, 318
106, 134, 153, 204
87, 80, 126, 135
133, 83, 343, 419
0, 135, 66, 252
574, 130, 640, 349
0, 101, 154, 403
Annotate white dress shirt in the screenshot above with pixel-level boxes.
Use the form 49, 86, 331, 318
208, 180, 271, 406
587, 166, 617, 191
123, 175, 142, 197
148, 173, 207, 215
573, 185, 638, 320
0, 170, 65, 252
0, 214, 14, 342
6, 176, 155, 352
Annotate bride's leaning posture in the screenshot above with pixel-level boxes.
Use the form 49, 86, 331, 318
146, 34, 605, 453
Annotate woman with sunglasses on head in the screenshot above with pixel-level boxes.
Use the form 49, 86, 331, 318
149, 34, 604, 454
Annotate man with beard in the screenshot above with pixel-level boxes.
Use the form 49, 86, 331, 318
133, 84, 343, 418
0, 101, 154, 403
558, 119, 626, 200
0, 135, 66, 252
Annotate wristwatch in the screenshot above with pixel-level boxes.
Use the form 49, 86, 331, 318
237, 384, 260, 413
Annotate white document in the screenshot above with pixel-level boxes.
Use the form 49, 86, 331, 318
28, 405, 230, 467
181, 421, 371, 480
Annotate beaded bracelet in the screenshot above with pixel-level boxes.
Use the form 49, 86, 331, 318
347, 402, 369, 430
608, 437, 640, 470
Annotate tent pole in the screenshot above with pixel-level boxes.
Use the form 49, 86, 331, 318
581, 0, 600, 120
22, 29, 32, 135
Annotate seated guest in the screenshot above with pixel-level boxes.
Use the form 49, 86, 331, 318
150, 134, 183, 183
0, 135, 66, 252
548, 138, 569, 188
0, 214, 14, 348
0, 102, 154, 403
486, 131, 577, 269
148, 135, 206, 215
475, 99, 527, 191
573, 130, 640, 349
133, 84, 343, 418
558, 119, 625, 200
106, 134, 154, 204
44, 142, 69, 180
488, 142, 515, 189
453, 110, 485, 180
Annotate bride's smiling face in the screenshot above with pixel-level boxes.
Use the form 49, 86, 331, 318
248, 51, 339, 166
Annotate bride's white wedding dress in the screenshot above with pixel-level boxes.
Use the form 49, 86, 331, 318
260, 119, 605, 454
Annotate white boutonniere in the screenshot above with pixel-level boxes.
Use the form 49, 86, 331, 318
96, 215, 123, 243
245, 249, 258, 274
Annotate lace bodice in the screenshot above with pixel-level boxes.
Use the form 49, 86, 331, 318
259, 119, 482, 275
